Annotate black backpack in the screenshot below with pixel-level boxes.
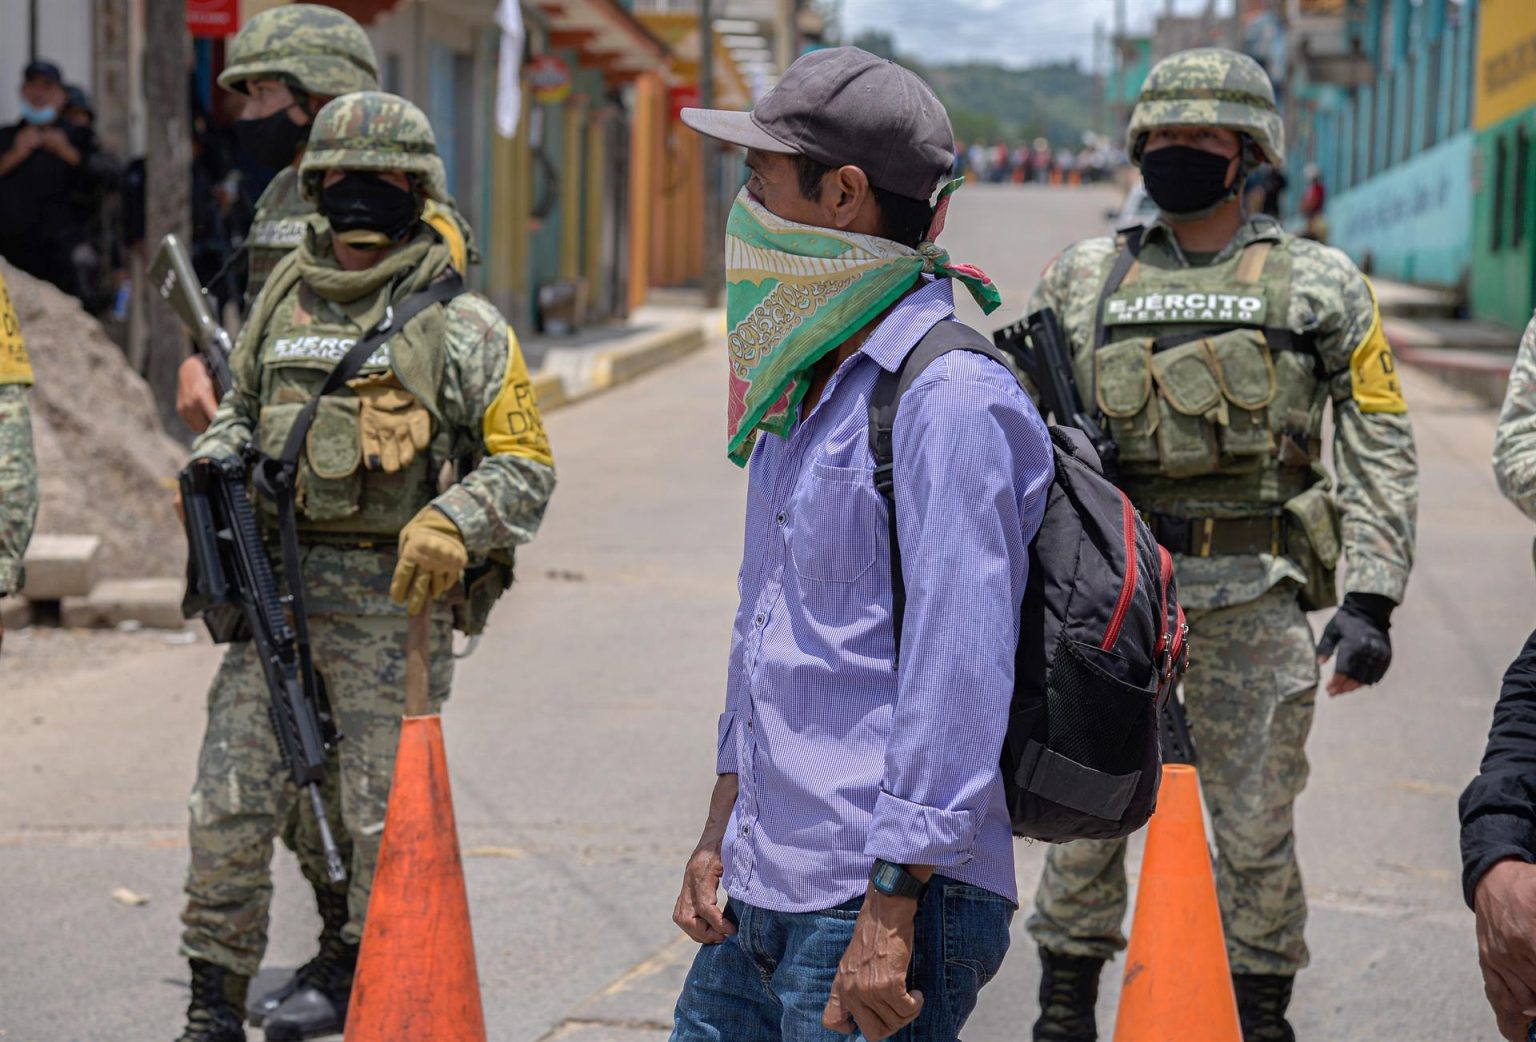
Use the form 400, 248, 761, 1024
869, 320, 1188, 843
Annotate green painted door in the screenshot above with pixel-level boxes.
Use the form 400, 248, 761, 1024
1472, 110, 1536, 327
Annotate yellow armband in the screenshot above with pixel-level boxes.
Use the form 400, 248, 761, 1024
1349, 280, 1407, 414
483, 330, 553, 469
0, 273, 33, 386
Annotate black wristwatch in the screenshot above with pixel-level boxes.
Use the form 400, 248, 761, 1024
870, 859, 928, 900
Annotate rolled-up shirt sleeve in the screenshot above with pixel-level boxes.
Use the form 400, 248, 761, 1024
864, 352, 1053, 867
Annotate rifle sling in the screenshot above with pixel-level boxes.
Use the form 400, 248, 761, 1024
1092, 225, 1144, 349
254, 273, 466, 705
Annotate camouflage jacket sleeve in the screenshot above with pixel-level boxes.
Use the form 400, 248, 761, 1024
1298, 243, 1419, 603
190, 317, 261, 461
0, 384, 38, 595
430, 296, 556, 554
1493, 316, 1536, 522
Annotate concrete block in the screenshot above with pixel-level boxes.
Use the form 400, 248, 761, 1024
60, 577, 185, 630
0, 596, 29, 630
21, 534, 102, 599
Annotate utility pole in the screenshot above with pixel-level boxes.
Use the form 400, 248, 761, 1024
143, 0, 193, 432
92, 0, 132, 159
28, 0, 38, 60
700, 0, 723, 309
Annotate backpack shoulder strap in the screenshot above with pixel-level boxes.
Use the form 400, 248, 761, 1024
868, 318, 1019, 669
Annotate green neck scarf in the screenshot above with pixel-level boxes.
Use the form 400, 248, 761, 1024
294, 225, 450, 306
724, 183, 1001, 466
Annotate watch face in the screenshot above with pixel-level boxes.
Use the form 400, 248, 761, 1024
873, 863, 900, 892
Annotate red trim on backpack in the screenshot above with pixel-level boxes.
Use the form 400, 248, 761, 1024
1100, 493, 1138, 652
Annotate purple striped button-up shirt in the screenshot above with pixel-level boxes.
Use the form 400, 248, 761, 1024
717, 276, 1054, 913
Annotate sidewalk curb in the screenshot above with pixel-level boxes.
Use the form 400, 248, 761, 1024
531, 323, 707, 413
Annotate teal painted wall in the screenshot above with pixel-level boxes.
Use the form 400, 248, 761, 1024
1330, 132, 1474, 288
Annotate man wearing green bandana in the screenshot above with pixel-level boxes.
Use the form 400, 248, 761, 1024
672, 47, 1054, 1042
1024, 48, 1418, 1042
174, 92, 554, 1042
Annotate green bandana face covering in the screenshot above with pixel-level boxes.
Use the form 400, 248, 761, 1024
724, 181, 1001, 466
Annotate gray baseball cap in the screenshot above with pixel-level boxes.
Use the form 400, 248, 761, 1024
682, 46, 955, 202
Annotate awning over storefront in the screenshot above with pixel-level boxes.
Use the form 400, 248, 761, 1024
635, 10, 751, 112
538, 0, 672, 82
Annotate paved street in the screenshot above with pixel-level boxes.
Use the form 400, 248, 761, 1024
0, 183, 1527, 1040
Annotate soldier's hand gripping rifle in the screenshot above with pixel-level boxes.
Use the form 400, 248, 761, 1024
993, 308, 1121, 483
150, 234, 235, 397
180, 453, 346, 882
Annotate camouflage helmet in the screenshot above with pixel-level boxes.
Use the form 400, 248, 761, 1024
217, 4, 379, 98
299, 92, 449, 203
1127, 48, 1283, 167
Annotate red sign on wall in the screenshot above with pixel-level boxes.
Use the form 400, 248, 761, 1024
187, 0, 239, 39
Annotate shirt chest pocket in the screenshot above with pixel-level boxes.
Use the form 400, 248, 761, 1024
786, 461, 886, 584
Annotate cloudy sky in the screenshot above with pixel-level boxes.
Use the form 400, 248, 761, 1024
838, 0, 1238, 69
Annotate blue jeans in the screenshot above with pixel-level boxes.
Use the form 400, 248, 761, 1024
671, 876, 1014, 1042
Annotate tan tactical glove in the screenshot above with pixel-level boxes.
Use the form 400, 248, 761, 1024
391, 506, 468, 615
354, 377, 431, 473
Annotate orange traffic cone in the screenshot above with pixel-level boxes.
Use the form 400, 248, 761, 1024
1112, 764, 1241, 1042
344, 611, 487, 1042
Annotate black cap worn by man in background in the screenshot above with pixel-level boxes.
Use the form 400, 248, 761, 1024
682, 46, 955, 203
23, 60, 61, 87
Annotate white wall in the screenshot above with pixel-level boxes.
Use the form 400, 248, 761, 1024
0, 0, 95, 125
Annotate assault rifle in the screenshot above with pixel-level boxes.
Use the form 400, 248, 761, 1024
993, 307, 1120, 483
150, 234, 235, 397
180, 453, 346, 882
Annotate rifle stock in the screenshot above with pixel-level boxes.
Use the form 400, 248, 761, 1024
150, 234, 235, 397
180, 454, 346, 883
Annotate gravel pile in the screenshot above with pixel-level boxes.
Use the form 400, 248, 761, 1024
4, 260, 187, 579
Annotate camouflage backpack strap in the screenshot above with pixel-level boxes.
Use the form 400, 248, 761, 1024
1093, 225, 1146, 349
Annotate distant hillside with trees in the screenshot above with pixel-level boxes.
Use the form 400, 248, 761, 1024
851, 30, 1103, 148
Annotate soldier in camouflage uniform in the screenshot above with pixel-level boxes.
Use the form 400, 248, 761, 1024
0, 270, 38, 651
176, 5, 380, 433
1494, 319, 1536, 523
1025, 50, 1418, 1042
175, 93, 555, 1042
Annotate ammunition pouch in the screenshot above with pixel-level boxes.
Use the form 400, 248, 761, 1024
1281, 485, 1341, 611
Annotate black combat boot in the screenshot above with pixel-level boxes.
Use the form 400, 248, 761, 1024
259, 939, 359, 1041
1033, 947, 1105, 1042
1233, 973, 1297, 1042
248, 886, 349, 1026
175, 958, 248, 1042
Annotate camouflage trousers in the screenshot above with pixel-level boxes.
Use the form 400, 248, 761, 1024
1028, 583, 1320, 976
180, 603, 453, 976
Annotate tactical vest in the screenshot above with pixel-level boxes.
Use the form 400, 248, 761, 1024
1085, 228, 1343, 608
1087, 231, 1330, 512
250, 261, 451, 540
246, 168, 310, 306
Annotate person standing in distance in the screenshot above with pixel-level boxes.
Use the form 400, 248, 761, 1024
1024, 48, 1418, 1042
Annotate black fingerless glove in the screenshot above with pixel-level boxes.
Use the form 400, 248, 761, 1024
1316, 592, 1396, 685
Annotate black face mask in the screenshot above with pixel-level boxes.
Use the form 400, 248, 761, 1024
318, 173, 420, 248
1140, 145, 1238, 218
234, 107, 310, 169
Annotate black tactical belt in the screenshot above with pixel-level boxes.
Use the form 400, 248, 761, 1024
1147, 512, 1287, 557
